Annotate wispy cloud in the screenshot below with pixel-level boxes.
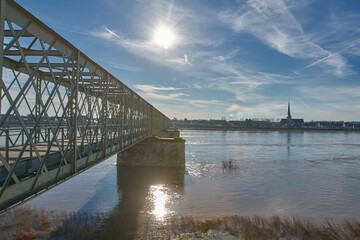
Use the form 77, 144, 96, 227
104, 27, 121, 38
294, 85, 360, 120
215, 48, 239, 62
189, 99, 225, 108
135, 85, 182, 92
168, 54, 192, 66
110, 63, 142, 72
167, 0, 175, 20
217, 0, 351, 76
226, 104, 243, 112
89, 27, 158, 56
304, 44, 354, 69
294, 97, 310, 110
298, 85, 360, 102
155, 102, 208, 119
184, 54, 191, 65
134, 84, 188, 100
142, 92, 188, 100
201, 60, 287, 103
189, 100, 223, 105
225, 103, 278, 118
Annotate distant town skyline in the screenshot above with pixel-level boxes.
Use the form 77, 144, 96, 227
14, 0, 360, 121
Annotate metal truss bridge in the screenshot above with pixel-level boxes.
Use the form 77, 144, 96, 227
0, 0, 170, 212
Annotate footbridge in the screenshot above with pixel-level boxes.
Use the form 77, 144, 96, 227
0, 0, 171, 212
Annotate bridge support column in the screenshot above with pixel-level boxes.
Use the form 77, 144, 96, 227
117, 129, 185, 167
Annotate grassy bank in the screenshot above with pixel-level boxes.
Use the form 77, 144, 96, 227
168, 216, 360, 240
1, 207, 359, 239
0, 207, 102, 240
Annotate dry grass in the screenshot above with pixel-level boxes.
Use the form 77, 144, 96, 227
50, 211, 103, 240
0, 207, 103, 240
170, 215, 360, 240
11, 229, 45, 240
1, 207, 360, 239
0, 207, 52, 240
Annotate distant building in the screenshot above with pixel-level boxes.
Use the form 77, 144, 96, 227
280, 102, 304, 127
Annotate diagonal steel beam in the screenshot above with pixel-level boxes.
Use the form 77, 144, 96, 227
3, 20, 31, 54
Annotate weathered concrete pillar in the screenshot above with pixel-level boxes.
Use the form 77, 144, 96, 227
154, 129, 180, 138
117, 130, 185, 167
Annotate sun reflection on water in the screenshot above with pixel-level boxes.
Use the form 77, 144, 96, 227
149, 185, 169, 220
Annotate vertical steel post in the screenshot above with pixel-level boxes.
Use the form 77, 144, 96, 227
61, 127, 64, 148
120, 85, 124, 149
125, 89, 129, 146
70, 51, 79, 173
102, 74, 108, 158
151, 108, 154, 135
5, 127, 9, 163
0, 0, 5, 116
47, 127, 50, 148
74, 51, 79, 171
35, 78, 41, 143
30, 135, 32, 160
87, 91, 91, 150
129, 93, 134, 144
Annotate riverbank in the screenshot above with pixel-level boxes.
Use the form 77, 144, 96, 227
179, 126, 360, 132
1, 207, 359, 239
0, 207, 103, 240
163, 215, 360, 240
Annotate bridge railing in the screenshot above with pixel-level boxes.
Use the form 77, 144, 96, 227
0, 0, 170, 212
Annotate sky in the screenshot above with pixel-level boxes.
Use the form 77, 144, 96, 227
15, 0, 360, 121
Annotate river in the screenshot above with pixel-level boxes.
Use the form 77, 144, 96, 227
25, 130, 360, 237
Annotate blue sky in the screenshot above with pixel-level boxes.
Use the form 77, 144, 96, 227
16, 0, 360, 121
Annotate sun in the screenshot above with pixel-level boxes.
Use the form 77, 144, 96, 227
153, 25, 175, 49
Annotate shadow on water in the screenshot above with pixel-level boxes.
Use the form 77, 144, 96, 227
287, 131, 291, 158
92, 166, 185, 240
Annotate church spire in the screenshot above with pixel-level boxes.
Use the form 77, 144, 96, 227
287, 102, 292, 119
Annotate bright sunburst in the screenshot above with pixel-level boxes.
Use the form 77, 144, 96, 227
153, 25, 175, 49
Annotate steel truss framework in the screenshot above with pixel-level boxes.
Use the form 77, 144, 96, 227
0, 0, 170, 212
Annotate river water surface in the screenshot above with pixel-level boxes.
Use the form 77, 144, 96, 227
26, 130, 360, 236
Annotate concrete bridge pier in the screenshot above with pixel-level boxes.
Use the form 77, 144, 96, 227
117, 129, 185, 167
